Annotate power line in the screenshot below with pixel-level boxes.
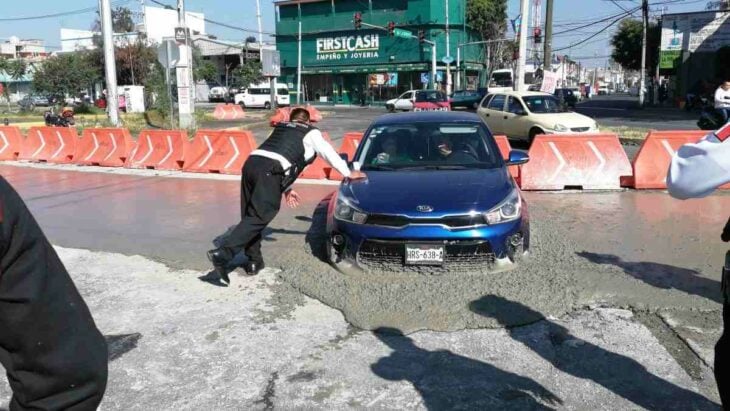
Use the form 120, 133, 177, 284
146, 0, 275, 36
0, 0, 131, 22
553, 9, 630, 52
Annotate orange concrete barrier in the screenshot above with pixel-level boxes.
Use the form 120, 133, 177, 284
20, 127, 78, 164
303, 104, 323, 122
269, 107, 292, 126
493, 134, 521, 182
126, 129, 187, 170
329, 131, 364, 181
184, 130, 257, 174
520, 133, 632, 190
0, 126, 24, 161
300, 131, 333, 179
75, 128, 135, 167
630, 130, 725, 189
212, 104, 245, 120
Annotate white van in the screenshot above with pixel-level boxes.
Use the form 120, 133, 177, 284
233, 83, 290, 109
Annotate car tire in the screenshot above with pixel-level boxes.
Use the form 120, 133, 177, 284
386, 104, 395, 113
239, 102, 246, 110
264, 102, 272, 110
528, 127, 544, 146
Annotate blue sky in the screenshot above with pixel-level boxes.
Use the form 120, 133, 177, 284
0, 0, 711, 67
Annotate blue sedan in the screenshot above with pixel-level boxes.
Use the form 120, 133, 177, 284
326, 111, 530, 273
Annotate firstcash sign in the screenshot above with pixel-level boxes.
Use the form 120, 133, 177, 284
316, 34, 380, 61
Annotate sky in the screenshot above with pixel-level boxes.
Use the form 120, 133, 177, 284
0, 0, 713, 67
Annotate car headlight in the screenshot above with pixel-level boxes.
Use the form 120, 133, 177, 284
553, 123, 569, 132
483, 189, 522, 225
334, 196, 368, 224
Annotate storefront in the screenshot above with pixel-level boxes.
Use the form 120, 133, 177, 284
275, 0, 485, 104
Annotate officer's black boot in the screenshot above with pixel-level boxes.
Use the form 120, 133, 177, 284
243, 260, 265, 276
207, 247, 234, 283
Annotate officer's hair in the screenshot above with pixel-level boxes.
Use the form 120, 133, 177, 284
290, 108, 310, 123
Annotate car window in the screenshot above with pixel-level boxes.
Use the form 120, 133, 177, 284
415, 91, 447, 103
277, 88, 289, 96
358, 122, 501, 170
398, 92, 411, 100
480, 94, 494, 108
507, 97, 525, 114
487, 94, 506, 111
523, 95, 564, 113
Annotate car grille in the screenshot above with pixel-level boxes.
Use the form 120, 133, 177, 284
365, 214, 485, 228
571, 127, 590, 132
357, 239, 496, 273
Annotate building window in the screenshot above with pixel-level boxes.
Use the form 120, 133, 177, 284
371, 0, 407, 11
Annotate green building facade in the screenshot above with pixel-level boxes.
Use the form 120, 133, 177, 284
275, 0, 486, 104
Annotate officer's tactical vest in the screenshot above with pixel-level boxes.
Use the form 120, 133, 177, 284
258, 121, 317, 188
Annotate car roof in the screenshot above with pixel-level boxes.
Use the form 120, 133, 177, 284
372, 111, 482, 126
491, 90, 552, 97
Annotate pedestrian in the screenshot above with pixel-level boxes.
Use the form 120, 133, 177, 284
207, 108, 366, 282
0, 176, 108, 410
714, 80, 730, 124
667, 122, 730, 407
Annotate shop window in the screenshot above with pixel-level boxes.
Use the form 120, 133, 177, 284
301, 1, 334, 16
335, 2, 369, 13
279, 5, 298, 19
371, 0, 407, 11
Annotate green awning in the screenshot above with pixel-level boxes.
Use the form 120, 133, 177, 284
300, 62, 484, 74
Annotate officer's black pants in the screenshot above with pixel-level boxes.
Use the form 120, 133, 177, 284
717, 299, 729, 407
222, 156, 283, 264
0, 176, 108, 410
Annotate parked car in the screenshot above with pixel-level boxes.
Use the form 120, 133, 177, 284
326, 111, 530, 273
567, 87, 583, 102
477, 90, 598, 143
385, 90, 450, 112
449, 89, 487, 110
208, 86, 229, 102
233, 82, 290, 109
597, 85, 610, 95
554, 88, 578, 109
17, 94, 51, 110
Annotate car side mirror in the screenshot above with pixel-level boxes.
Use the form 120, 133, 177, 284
339, 153, 349, 162
506, 150, 529, 166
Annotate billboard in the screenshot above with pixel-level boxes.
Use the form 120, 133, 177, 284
368, 73, 398, 86
261, 49, 281, 77
661, 11, 730, 53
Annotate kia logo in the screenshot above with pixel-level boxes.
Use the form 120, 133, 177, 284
417, 205, 434, 212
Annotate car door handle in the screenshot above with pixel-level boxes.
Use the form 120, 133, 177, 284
485, 113, 490, 117
504, 116, 508, 119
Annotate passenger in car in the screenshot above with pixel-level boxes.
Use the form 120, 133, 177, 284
372, 133, 411, 164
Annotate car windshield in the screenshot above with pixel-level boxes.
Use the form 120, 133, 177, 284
277, 88, 289, 96
358, 122, 501, 171
415, 91, 447, 103
523, 95, 564, 113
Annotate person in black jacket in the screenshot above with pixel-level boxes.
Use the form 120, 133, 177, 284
0, 176, 108, 410
207, 108, 365, 282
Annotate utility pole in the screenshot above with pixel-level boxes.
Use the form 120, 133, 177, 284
639, 0, 648, 106
515, 0, 530, 92
100, 0, 119, 126
177, 0, 195, 128
544, 0, 553, 72
256, 0, 264, 46
297, 20, 302, 104
445, 0, 451, 95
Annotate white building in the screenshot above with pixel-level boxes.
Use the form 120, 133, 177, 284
142, 6, 206, 45
0, 37, 47, 59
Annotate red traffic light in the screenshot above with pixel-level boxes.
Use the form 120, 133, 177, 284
388, 21, 395, 36
353, 12, 362, 29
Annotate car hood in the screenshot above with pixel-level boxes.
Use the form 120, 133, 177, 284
532, 111, 595, 127
340, 168, 514, 216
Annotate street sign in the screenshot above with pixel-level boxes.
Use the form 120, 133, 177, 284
174, 27, 188, 43
442, 55, 454, 65
261, 49, 281, 77
157, 40, 180, 69
393, 28, 413, 39
420, 73, 430, 84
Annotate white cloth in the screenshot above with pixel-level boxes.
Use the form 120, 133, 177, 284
250, 128, 351, 178
667, 132, 730, 199
715, 87, 730, 109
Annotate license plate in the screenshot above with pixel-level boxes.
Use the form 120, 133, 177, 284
405, 244, 444, 265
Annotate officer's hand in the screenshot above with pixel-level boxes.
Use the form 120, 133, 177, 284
348, 170, 367, 180
285, 190, 301, 208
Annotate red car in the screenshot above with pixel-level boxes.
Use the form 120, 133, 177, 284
386, 90, 451, 112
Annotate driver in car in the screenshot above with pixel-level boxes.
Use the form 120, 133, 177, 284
372, 134, 410, 165
436, 135, 479, 163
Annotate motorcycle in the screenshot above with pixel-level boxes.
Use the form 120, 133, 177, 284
697, 97, 727, 130
44, 106, 75, 127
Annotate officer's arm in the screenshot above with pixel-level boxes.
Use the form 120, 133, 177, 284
667, 133, 730, 199
305, 129, 351, 178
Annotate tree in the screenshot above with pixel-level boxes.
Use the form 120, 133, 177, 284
5, 59, 28, 97
92, 6, 136, 34
192, 45, 219, 83
466, 0, 508, 74
232, 60, 264, 88
32, 53, 100, 99
611, 19, 661, 73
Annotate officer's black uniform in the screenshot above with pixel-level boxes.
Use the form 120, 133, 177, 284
0, 176, 108, 410
209, 122, 316, 280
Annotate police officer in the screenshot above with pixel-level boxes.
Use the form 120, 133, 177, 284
667, 123, 730, 407
0, 176, 108, 410
207, 108, 365, 282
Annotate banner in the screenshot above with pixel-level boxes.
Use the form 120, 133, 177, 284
540, 70, 559, 94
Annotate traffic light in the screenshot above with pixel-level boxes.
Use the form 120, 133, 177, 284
387, 21, 395, 36
418, 30, 425, 43
353, 12, 362, 29
533, 27, 542, 44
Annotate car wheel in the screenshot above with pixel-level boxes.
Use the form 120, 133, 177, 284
239, 102, 246, 110
386, 104, 395, 113
264, 102, 271, 110
528, 127, 544, 146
